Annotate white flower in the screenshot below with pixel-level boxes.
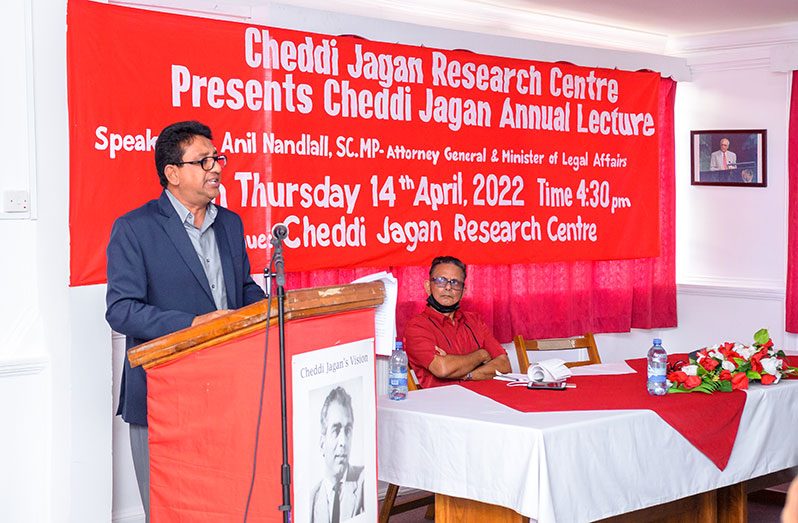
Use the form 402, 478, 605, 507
682, 365, 698, 376
722, 360, 736, 372
738, 346, 758, 360
709, 349, 724, 360
761, 357, 783, 377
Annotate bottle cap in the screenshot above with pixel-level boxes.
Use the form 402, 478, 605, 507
653, 338, 662, 345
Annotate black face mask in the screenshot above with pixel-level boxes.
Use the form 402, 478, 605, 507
427, 294, 460, 314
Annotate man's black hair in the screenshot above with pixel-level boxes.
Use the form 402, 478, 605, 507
429, 255, 467, 279
154, 121, 213, 188
320, 386, 354, 432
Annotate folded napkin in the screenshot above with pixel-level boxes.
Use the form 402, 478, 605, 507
528, 358, 572, 383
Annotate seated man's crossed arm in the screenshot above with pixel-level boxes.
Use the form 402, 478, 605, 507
430, 345, 509, 380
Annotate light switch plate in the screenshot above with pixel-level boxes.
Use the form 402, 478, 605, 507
3, 190, 30, 213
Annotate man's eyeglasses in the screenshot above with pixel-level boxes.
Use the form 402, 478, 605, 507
430, 276, 465, 291
174, 155, 227, 171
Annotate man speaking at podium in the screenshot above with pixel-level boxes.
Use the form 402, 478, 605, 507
710, 137, 737, 171
404, 256, 511, 388
105, 120, 265, 521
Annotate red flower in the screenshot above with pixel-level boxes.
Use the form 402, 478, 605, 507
759, 339, 774, 350
731, 372, 749, 390
718, 345, 741, 361
760, 374, 777, 385
668, 371, 687, 384
700, 357, 719, 372
719, 370, 732, 381
684, 376, 702, 389
750, 348, 768, 373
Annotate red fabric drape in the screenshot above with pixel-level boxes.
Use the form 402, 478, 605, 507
286, 78, 678, 342
786, 72, 798, 331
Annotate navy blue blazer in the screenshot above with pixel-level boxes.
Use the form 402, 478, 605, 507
106, 191, 265, 425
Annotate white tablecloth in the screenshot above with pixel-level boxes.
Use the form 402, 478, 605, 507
377, 376, 798, 522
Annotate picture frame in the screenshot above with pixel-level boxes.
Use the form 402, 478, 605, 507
690, 129, 767, 187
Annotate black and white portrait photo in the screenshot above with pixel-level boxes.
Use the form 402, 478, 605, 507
292, 340, 377, 523
308, 385, 365, 523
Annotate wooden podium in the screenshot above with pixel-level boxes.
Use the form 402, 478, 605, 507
128, 282, 385, 522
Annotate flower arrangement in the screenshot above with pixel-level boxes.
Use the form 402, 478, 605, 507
667, 329, 798, 394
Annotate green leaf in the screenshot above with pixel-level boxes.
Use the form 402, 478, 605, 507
694, 381, 717, 394
747, 370, 762, 380
668, 387, 693, 394
718, 381, 733, 392
754, 328, 770, 346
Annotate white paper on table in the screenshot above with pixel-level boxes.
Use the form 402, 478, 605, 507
493, 358, 571, 383
493, 371, 530, 382
351, 271, 397, 356
494, 360, 636, 382
527, 358, 572, 382
569, 361, 636, 376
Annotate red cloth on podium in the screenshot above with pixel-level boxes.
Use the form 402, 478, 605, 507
146, 309, 375, 522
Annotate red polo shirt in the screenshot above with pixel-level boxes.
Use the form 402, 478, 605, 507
404, 306, 505, 388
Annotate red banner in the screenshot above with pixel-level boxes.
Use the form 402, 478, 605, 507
68, 0, 661, 286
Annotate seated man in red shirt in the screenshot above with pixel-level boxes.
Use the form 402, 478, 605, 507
404, 256, 511, 388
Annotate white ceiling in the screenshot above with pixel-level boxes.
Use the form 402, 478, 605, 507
494, 0, 798, 37
259, 0, 798, 53
116, 0, 798, 55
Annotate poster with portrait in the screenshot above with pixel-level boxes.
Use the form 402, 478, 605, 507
292, 339, 377, 523
690, 129, 767, 187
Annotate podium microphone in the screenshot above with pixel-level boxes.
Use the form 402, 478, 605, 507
272, 223, 288, 241
271, 223, 288, 287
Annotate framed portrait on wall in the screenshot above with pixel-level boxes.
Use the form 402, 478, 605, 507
690, 129, 767, 187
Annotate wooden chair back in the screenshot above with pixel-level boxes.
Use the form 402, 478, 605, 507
407, 369, 420, 391
513, 332, 600, 371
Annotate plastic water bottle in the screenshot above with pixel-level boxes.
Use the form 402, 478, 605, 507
647, 338, 668, 396
389, 341, 408, 400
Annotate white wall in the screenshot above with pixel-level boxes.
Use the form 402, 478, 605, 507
1, 0, 112, 522
1, 1, 795, 522
676, 66, 788, 289
0, 1, 53, 522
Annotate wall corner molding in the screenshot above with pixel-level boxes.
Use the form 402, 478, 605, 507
0, 355, 49, 378
677, 276, 785, 301
668, 22, 798, 55
667, 22, 798, 72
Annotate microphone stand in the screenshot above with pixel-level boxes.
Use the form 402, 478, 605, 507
271, 226, 292, 523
